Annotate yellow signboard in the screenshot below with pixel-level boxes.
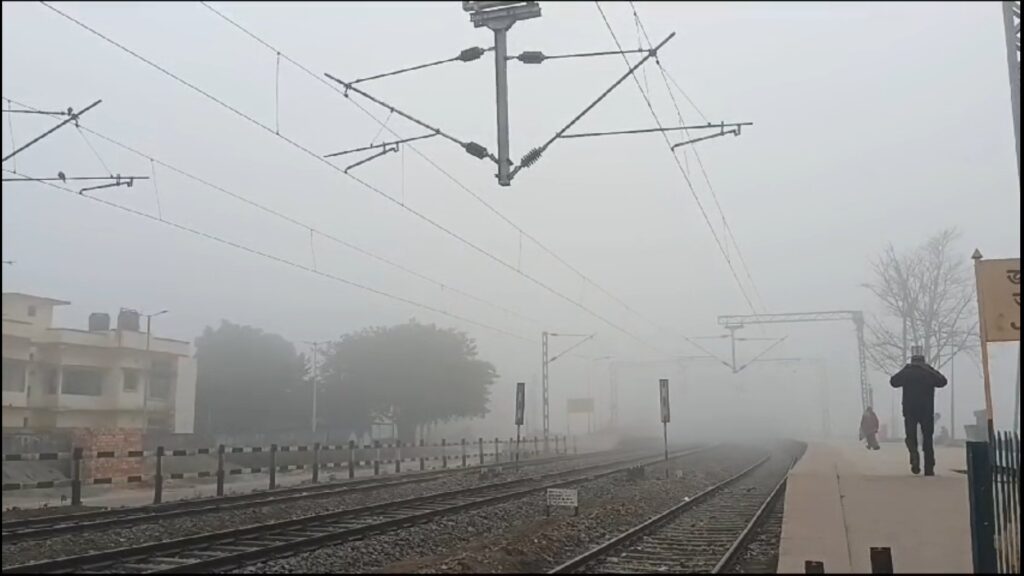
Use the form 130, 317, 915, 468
976, 257, 1021, 343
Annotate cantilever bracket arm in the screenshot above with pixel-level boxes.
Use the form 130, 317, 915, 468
671, 122, 744, 151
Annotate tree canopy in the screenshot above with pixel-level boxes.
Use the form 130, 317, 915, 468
863, 228, 977, 374
318, 320, 498, 441
194, 320, 309, 436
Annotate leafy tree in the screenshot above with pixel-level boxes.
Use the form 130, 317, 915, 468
318, 320, 497, 442
194, 320, 309, 436
863, 228, 977, 374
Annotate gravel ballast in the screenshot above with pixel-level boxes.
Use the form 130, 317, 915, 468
0, 450, 646, 568
231, 444, 767, 574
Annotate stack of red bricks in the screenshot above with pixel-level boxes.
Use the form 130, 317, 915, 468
72, 428, 144, 481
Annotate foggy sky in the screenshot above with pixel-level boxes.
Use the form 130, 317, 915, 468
2, 2, 1019, 438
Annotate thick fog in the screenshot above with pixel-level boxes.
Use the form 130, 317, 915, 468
2, 2, 1019, 441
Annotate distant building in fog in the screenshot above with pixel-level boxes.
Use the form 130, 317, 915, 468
1, 292, 196, 433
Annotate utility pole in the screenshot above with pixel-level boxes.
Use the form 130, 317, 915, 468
463, 1, 541, 186
303, 341, 322, 439
541, 331, 594, 453
143, 309, 168, 425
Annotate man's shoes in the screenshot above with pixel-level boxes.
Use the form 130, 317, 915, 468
911, 464, 921, 475
924, 468, 935, 476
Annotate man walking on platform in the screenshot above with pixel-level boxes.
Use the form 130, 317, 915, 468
890, 346, 948, 476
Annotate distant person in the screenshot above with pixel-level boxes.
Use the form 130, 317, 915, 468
859, 406, 881, 450
890, 347, 947, 475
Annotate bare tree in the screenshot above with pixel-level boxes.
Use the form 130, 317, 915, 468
863, 228, 977, 374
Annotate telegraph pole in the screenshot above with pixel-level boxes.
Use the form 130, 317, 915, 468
463, 2, 541, 186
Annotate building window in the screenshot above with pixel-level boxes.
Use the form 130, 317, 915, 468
27, 305, 37, 317
123, 369, 140, 392
149, 359, 175, 400
62, 367, 103, 396
2, 360, 26, 392
44, 367, 59, 394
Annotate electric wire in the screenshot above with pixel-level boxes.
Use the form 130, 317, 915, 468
39, 0, 678, 355
628, 1, 766, 312
3, 166, 534, 343
594, 1, 760, 316
194, 0, 724, 356
3, 95, 543, 327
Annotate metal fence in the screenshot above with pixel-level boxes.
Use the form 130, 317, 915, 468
992, 431, 1019, 574
966, 431, 1020, 574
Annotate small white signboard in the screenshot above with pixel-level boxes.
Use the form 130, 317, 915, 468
546, 488, 578, 507
546, 488, 579, 516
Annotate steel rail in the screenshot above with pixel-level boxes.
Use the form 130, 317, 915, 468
1, 449, 608, 542
548, 454, 772, 574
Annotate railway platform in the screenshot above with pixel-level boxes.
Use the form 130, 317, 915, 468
778, 440, 972, 573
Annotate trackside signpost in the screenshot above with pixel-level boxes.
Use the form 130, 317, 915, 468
515, 381, 525, 471
660, 378, 670, 463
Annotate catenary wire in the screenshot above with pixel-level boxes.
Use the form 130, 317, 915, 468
35, 3, 671, 356
196, 0, 714, 355
2, 167, 535, 343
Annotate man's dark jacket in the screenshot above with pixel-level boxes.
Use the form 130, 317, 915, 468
890, 363, 947, 418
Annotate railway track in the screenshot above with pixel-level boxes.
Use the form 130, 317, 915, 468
550, 441, 805, 574
4, 445, 710, 574
2, 448, 609, 543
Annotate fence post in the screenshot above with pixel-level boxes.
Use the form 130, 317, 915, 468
216, 444, 225, 497
373, 441, 380, 476
419, 438, 425, 471
554, 435, 559, 455
395, 441, 401, 474
534, 436, 539, 456
495, 437, 501, 464
461, 438, 467, 468
478, 437, 484, 466
509, 437, 514, 462
442, 438, 448, 469
312, 442, 320, 484
348, 440, 355, 479
153, 446, 164, 505
269, 444, 278, 490
573, 435, 577, 455
966, 440, 997, 574
71, 446, 83, 506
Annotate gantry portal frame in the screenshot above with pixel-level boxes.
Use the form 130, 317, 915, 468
718, 311, 873, 412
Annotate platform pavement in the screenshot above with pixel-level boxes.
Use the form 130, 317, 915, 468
778, 440, 972, 574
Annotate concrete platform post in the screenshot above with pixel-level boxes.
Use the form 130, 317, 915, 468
71, 447, 83, 506
153, 446, 164, 504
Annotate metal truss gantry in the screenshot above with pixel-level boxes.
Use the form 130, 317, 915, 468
718, 311, 873, 412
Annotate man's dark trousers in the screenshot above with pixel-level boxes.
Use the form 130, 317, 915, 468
904, 411, 935, 472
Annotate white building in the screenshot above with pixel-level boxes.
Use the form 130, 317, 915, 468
1, 293, 196, 433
